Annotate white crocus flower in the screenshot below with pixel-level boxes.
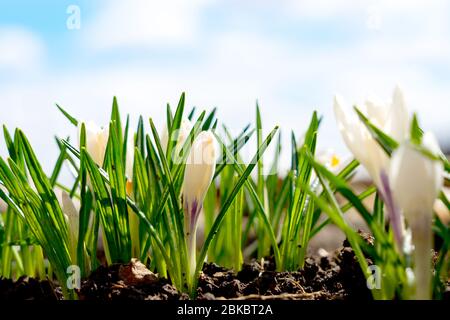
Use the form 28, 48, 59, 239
389, 132, 444, 299
161, 118, 193, 160
333, 86, 409, 189
61, 190, 79, 265
316, 149, 343, 173
334, 87, 410, 248
79, 121, 109, 166
182, 131, 217, 277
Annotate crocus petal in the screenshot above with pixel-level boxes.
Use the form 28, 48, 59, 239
182, 131, 217, 206
62, 191, 79, 238
161, 118, 193, 155
334, 95, 387, 187
61, 190, 79, 263
389, 136, 443, 219
80, 121, 109, 166
363, 136, 389, 188
333, 95, 366, 164
334, 87, 411, 191
385, 86, 409, 142
422, 132, 445, 196
182, 130, 217, 278
389, 133, 443, 299
364, 95, 389, 127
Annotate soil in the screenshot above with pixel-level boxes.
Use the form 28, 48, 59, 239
195, 242, 372, 300
0, 276, 63, 301
1, 237, 448, 300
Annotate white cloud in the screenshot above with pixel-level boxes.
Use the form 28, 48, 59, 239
283, 0, 448, 19
3, 27, 450, 177
2, 0, 450, 176
0, 27, 44, 72
84, 0, 212, 50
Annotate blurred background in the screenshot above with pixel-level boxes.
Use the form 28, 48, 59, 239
0, 0, 450, 174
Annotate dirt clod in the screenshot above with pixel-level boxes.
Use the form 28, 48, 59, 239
118, 258, 158, 286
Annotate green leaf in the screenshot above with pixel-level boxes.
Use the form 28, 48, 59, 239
281, 111, 318, 270
192, 125, 279, 296
105, 122, 132, 261
214, 131, 281, 268
305, 151, 388, 245
110, 96, 123, 151
0, 131, 74, 298
56, 103, 79, 126
410, 113, 423, 145
50, 136, 69, 187
83, 148, 121, 261
202, 107, 217, 131
187, 106, 196, 121
166, 92, 185, 163
166, 103, 174, 130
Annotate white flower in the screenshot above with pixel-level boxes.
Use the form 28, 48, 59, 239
389, 132, 444, 299
316, 149, 343, 173
183, 131, 217, 210
61, 190, 79, 264
182, 131, 217, 276
333, 86, 409, 188
79, 121, 109, 166
161, 118, 193, 156
389, 133, 443, 221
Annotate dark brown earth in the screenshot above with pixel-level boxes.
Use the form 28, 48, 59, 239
0, 276, 63, 300
1, 238, 448, 300
196, 243, 372, 300
0, 240, 373, 300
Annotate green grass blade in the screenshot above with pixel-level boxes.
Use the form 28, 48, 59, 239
192, 125, 279, 296
56, 103, 79, 126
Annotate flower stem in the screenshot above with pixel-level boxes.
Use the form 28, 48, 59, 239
411, 217, 432, 300
187, 228, 197, 292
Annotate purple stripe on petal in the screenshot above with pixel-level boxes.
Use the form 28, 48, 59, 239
380, 170, 404, 250
187, 199, 203, 234
191, 199, 198, 221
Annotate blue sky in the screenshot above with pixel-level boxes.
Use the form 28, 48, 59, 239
1, 0, 450, 173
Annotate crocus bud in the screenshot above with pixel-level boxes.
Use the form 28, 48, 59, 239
334, 87, 410, 250
182, 131, 217, 276
79, 121, 109, 166
61, 190, 79, 264
333, 86, 409, 189
161, 119, 193, 158
389, 132, 444, 299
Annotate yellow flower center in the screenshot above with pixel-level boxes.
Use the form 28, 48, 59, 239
330, 155, 340, 168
